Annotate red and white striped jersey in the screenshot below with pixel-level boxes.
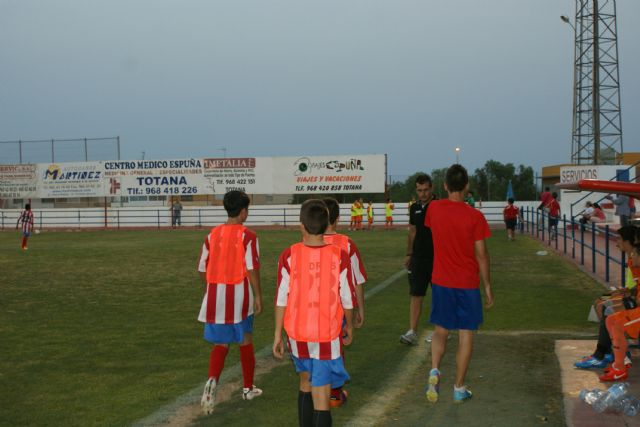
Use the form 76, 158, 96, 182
197, 227, 260, 324
18, 210, 34, 233
275, 245, 355, 360
323, 233, 367, 286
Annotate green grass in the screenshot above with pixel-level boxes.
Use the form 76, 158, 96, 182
0, 228, 604, 426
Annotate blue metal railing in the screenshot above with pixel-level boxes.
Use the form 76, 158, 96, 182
521, 206, 625, 286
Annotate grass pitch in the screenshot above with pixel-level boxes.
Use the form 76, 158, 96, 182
0, 228, 603, 426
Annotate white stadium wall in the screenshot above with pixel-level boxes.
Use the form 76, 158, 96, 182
0, 201, 541, 230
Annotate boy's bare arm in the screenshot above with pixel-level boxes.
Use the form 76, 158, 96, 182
273, 306, 286, 358
248, 269, 262, 315
474, 239, 493, 308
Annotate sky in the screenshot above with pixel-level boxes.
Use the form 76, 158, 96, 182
1, 0, 639, 177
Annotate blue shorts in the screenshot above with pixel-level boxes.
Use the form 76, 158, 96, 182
204, 315, 254, 344
430, 284, 483, 330
22, 231, 31, 237
292, 356, 349, 388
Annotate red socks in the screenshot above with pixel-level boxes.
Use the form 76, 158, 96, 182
208, 343, 255, 388
21, 237, 27, 249
239, 343, 256, 389
208, 345, 229, 380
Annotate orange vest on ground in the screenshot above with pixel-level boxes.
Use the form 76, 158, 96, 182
284, 243, 344, 342
323, 233, 350, 253
206, 224, 248, 284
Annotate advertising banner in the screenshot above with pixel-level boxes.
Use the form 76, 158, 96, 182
0, 154, 387, 199
37, 162, 105, 198
102, 158, 210, 197
0, 164, 38, 198
272, 154, 386, 194
202, 157, 273, 195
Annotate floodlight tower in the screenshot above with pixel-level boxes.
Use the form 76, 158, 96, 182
566, 0, 623, 165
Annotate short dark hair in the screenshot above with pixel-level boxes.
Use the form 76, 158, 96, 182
619, 225, 638, 245
323, 197, 340, 225
445, 164, 469, 192
25, 203, 31, 210
545, 187, 550, 191
552, 192, 558, 198
507, 197, 514, 204
300, 199, 329, 235
223, 191, 250, 217
415, 174, 432, 186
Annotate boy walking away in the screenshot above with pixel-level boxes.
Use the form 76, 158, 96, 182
385, 199, 394, 230
366, 201, 374, 231
424, 164, 493, 403
273, 199, 355, 427
16, 203, 35, 250
197, 191, 263, 414
503, 198, 519, 241
546, 192, 560, 240
323, 197, 367, 407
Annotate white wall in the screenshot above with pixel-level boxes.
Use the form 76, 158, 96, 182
0, 201, 540, 229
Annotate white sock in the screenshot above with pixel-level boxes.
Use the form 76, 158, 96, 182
454, 385, 466, 393
406, 329, 415, 335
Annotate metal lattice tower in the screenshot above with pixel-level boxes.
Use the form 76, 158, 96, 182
571, 0, 623, 165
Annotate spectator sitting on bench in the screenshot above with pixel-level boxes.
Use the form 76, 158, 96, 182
580, 201, 606, 228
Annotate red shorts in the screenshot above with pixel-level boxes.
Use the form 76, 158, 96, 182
368, 217, 373, 224
386, 216, 393, 222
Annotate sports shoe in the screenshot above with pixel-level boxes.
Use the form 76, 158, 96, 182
329, 389, 348, 407
400, 331, 418, 345
242, 385, 263, 401
425, 332, 434, 343
201, 377, 217, 414
599, 365, 628, 382
453, 387, 473, 403
574, 355, 608, 369
426, 368, 440, 403
603, 354, 633, 372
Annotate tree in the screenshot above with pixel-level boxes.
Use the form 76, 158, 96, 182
471, 161, 535, 201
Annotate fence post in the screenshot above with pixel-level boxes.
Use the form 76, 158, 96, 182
541, 212, 545, 242
591, 222, 596, 273
157, 210, 160, 229
572, 218, 576, 259
198, 209, 202, 228
580, 224, 585, 265
1, 210, 4, 230
605, 225, 610, 282
563, 215, 567, 254
117, 210, 120, 230
283, 208, 287, 227
78, 209, 81, 228
621, 251, 626, 288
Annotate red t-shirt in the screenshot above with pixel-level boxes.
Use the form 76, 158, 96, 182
540, 191, 552, 205
425, 199, 491, 289
503, 205, 519, 220
547, 199, 560, 218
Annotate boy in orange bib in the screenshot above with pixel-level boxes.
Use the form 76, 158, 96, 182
273, 199, 356, 427
197, 191, 263, 414
322, 198, 368, 407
